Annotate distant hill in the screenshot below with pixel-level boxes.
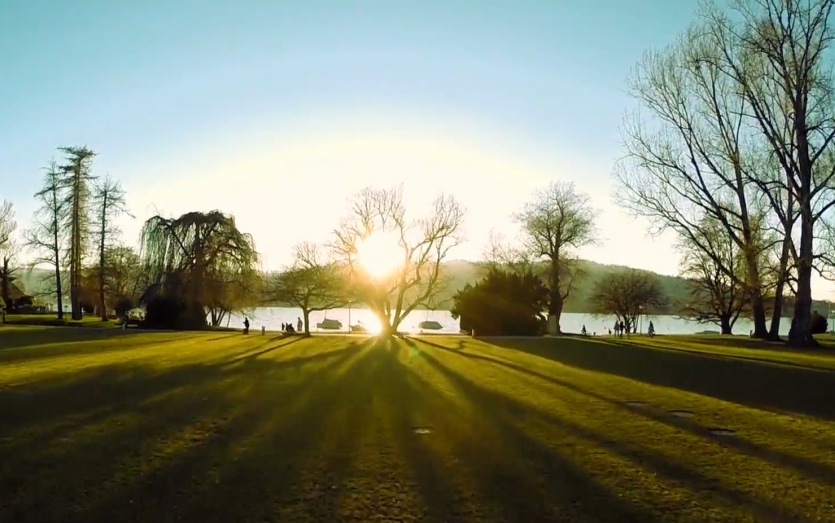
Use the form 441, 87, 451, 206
15, 261, 832, 317
436, 259, 833, 318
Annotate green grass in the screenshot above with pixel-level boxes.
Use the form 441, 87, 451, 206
2, 329, 835, 522
2, 313, 119, 328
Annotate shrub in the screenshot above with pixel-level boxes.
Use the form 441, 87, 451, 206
811, 310, 828, 334
142, 296, 207, 330
114, 296, 135, 317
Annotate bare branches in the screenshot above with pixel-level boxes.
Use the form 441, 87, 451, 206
23, 160, 68, 318
589, 269, 668, 331
0, 200, 15, 253
331, 186, 465, 333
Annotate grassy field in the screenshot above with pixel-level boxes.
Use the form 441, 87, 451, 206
2, 313, 119, 328
2, 328, 835, 522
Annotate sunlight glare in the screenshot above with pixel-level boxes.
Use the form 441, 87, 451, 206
356, 231, 404, 279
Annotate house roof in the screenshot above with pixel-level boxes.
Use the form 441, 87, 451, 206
6, 281, 28, 300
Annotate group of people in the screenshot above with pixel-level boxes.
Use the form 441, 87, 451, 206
241, 317, 303, 335
281, 318, 303, 333
578, 320, 655, 338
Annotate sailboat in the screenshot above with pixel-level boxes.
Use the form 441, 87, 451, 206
418, 310, 443, 331
316, 311, 343, 330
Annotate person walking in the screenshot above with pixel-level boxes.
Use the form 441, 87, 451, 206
243, 317, 250, 335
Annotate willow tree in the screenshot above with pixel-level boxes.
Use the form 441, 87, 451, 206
139, 210, 258, 327
332, 186, 465, 336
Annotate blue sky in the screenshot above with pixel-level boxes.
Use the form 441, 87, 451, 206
7, 1, 827, 295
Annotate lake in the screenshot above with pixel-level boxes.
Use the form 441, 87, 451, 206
227, 307, 799, 336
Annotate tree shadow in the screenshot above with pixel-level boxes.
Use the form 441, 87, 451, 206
225, 335, 308, 363
411, 337, 835, 490
400, 338, 665, 522
411, 342, 807, 522
477, 335, 835, 421
1, 338, 375, 523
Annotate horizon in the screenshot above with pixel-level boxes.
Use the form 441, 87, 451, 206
3, 0, 835, 299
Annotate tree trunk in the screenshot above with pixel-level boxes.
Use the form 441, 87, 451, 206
719, 315, 732, 335
70, 174, 83, 321
302, 308, 311, 336
740, 248, 768, 339
98, 195, 108, 321
1, 257, 9, 308
548, 261, 563, 334
789, 205, 816, 347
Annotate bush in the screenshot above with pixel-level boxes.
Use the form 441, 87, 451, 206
451, 268, 549, 336
811, 310, 828, 334
114, 296, 135, 317
142, 296, 207, 330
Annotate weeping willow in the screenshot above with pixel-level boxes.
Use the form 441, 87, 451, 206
139, 210, 258, 325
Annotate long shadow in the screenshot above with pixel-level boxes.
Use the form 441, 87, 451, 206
225, 335, 307, 362
87, 339, 376, 523
412, 337, 835, 491
414, 345, 807, 522
0, 332, 208, 364
479, 335, 835, 420
1, 339, 373, 523
401, 338, 664, 522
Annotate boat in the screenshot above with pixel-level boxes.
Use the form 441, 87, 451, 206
350, 323, 367, 333
316, 318, 343, 330
418, 320, 443, 331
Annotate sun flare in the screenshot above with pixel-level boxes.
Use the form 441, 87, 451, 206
356, 232, 404, 279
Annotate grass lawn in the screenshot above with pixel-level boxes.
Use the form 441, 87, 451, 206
2, 329, 835, 522
2, 313, 119, 328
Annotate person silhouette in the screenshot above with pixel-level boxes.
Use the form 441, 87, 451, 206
243, 317, 250, 335
297, 317, 303, 332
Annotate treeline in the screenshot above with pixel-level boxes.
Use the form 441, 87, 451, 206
612, 0, 835, 346
3, 1, 835, 343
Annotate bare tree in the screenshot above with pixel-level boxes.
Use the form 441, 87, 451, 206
0, 200, 17, 312
677, 216, 751, 334
589, 269, 667, 332
0, 200, 14, 252
24, 160, 68, 319
58, 146, 97, 320
102, 245, 142, 304
267, 242, 349, 335
331, 186, 465, 336
615, 22, 774, 338
92, 175, 131, 320
483, 229, 536, 274
513, 182, 597, 334
701, 0, 835, 346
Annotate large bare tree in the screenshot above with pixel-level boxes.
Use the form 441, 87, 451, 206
589, 269, 668, 333
24, 161, 68, 319
267, 242, 349, 335
614, 22, 773, 338
0, 200, 17, 312
331, 186, 464, 336
677, 216, 751, 334
58, 146, 97, 320
702, 0, 835, 346
91, 176, 131, 320
513, 182, 597, 334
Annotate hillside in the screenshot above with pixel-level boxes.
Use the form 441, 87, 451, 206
14, 261, 833, 317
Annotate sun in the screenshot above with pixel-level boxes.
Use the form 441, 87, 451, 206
356, 231, 404, 278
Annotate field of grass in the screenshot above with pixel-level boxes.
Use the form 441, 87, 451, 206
2, 313, 119, 328
2, 328, 835, 522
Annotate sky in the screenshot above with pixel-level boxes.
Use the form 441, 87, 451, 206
2, 0, 833, 299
